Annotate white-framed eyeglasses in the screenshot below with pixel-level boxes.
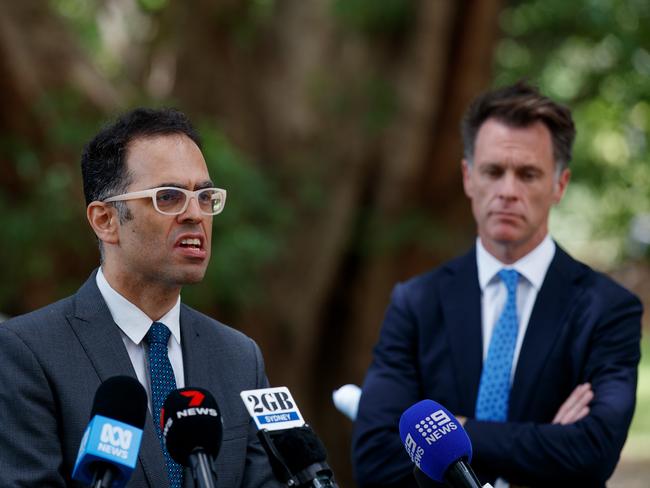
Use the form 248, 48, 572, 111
103, 187, 227, 215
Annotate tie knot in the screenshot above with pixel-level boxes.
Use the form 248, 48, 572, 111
498, 269, 519, 294
146, 322, 171, 346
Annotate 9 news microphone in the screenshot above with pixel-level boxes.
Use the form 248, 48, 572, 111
399, 399, 482, 488
241, 387, 338, 488
72, 376, 147, 488
162, 387, 223, 488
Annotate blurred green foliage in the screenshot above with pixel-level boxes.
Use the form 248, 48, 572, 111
495, 0, 650, 267
50, 0, 102, 55
0, 92, 99, 314
138, 0, 168, 13
331, 0, 415, 37
624, 335, 650, 458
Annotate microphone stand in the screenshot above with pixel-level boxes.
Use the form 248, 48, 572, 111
91, 465, 116, 488
189, 449, 217, 488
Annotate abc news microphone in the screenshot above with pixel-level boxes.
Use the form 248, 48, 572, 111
72, 376, 147, 488
241, 387, 339, 488
400, 399, 492, 488
162, 387, 223, 488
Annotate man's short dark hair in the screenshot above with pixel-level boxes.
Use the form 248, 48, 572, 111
81, 107, 201, 209
461, 81, 576, 171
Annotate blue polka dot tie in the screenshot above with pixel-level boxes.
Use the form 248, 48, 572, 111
475, 269, 520, 421
145, 322, 183, 488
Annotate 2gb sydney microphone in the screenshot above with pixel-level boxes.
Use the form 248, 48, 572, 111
399, 399, 484, 488
72, 376, 147, 488
241, 386, 339, 487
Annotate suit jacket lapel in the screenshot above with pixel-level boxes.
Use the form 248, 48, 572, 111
441, 248, 484, 416
509, 246, 582, 420
180, 307, 232, 410
67, 270, 169, 488
181, 307, 215, 391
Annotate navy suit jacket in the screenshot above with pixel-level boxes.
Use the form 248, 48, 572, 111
353, 246, 642, 487
0, 270, 281, 488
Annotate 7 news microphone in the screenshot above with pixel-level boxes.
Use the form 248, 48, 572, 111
162, 387, 223, 488
399, 399, 487, 488
241, 387, 339, 488
72, 376, 147, 488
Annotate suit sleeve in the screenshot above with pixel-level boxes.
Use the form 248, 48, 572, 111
0, 326, 66, 487
352, 283, 422, 488
241, 338, 284, 488
465, 288, 643, 485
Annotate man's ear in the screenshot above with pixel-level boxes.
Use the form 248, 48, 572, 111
461, 159, 474, 198
553, 168, 571, 204
87, 202, 120, 245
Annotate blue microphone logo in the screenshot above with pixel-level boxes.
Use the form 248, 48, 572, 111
98, 422, 134, 458
404, 433, 425, 467
415, 408, 458, 445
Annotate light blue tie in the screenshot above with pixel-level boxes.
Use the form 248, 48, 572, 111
146, 322, 183, 488
475, 269, 520, 421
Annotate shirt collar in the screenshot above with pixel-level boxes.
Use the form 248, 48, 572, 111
95, 267, 182, 346
476, 235, 556, 291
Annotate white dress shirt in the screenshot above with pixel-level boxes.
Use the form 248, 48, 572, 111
96, 267, 185, 411
476, 235, 555, 488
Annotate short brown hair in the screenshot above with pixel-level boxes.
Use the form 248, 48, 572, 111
461, 81, 576, 171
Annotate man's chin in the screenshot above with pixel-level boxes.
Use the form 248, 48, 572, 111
182, 272, 207, 285
486, 226, 523, 244
174, 265, 209, 286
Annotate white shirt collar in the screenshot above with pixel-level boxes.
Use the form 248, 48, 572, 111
95, 267, 182, 346
476, 235, 555, 291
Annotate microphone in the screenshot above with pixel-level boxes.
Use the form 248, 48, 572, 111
72, 376, 147, 488
161, 387, 223, 488
399, 399, 482, 488
241, 386, 339, 487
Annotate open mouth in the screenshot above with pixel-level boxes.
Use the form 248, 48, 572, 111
178, 237, 202, 249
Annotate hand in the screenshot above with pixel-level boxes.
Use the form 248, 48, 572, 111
552, 382, 593, 425
455, 415, 467, 426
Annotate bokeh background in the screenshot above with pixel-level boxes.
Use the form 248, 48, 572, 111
1, 0, 648, 486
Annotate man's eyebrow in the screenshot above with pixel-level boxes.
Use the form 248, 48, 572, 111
195, 180, 215, 190
516, 164, 544, 173
149, 181, 215, 190
479, 162, 504, 170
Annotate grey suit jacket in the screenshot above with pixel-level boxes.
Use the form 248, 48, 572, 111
0, 270, 282, 488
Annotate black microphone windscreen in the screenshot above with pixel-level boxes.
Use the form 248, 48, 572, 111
162, 387, 223, 466
90, 376, 147, 428
271, 425, 327, 474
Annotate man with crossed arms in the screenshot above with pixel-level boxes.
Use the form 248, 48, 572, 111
353, 82, 642, 487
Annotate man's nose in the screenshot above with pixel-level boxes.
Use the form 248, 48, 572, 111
498, 171, 519, 199
178, 195, 204, 222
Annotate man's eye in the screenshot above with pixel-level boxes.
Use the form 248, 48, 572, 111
520, 170, 539, 181
157, 190, 182, 201
484, 167, 503, 178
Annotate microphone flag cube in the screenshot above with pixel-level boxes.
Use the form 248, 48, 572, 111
72, 415, 143, 485
240, 386, 305, 431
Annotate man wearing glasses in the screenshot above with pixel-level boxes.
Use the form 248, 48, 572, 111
0, 108, 281, 487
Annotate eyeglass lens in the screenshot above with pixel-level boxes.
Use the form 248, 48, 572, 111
155, 188, 223, 214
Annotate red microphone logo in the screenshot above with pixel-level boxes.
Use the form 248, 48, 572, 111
181, 390, 205, 407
